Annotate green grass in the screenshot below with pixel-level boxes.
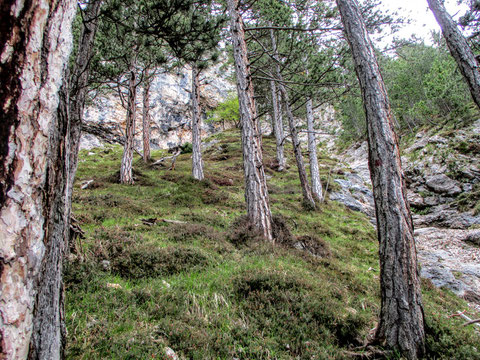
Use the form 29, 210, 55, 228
66, 130, 480, 359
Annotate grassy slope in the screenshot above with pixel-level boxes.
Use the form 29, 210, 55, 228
66, 130, 480, 359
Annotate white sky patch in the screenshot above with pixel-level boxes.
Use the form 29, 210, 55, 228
376, 0, 468, 45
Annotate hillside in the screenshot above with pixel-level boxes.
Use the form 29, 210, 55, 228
66, 130, 480, 359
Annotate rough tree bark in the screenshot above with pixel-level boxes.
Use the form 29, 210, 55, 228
143, 68, 152, 163
28, 3, 103, 358
306, 98, 323, 202
227, 0, 273, 241
191, 65, 205, 180
269, 79, 286, 171
270, 29, 316, 209
335, 0, 425, 358
428, 0, 480, 110
120, 59, 138, 184
0, 1, 76, 359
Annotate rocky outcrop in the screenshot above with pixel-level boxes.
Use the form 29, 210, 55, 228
80, 62, 235, 151
326, 119, 480, 303
425, 174, 462, 195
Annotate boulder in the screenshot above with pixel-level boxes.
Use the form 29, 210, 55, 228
420, 265, 465, 295
464, 231, 480, 246
425, 174, 461, 195
408, 191, 425, 208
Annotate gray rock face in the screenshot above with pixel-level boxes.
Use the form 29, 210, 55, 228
332, 120, 480, 302
425, 174, 462, 195
329, 172, 375, 219
415, 227, 480, 298
81, 61, 235, 151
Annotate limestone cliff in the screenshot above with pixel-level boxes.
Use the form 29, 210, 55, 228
80, 62, 235, 150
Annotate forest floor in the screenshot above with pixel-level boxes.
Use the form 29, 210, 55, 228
66, 130, 480, 359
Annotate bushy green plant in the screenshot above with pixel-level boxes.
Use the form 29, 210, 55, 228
207, 94, 240, 129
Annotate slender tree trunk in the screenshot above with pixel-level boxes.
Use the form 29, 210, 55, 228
143, 69, 152, 163
0, 1, 76, 359
227, 0, 273, 241
306, 98, 323, 202
192, 65, 205, 180
428, 0, 480, 110
66, 0, 103, 211
270, 28, 316, 209
335, 0, 425, 358
120, 60, 137, 184
269, 79, 286, 171
278, 84, 316, 209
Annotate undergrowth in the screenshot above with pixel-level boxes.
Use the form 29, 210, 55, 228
67, 130, 480, 359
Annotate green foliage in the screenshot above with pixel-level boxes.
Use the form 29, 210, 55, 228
207, 94, 240, 128
336, 40, 479, 143
179, 142, 192, 154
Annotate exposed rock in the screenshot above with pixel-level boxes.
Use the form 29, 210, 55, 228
464, 231, 480, 246
329, 191, 364, 212
101, 260, 111, 271
425, 174, 462, 195
413, 204, 480, 229
165, 347, 179, 360
424, 196, 439, 207
415, 227, 480, 297
81, 61, 235, 151
420, 265, 465, 295
408, 191, 425, 208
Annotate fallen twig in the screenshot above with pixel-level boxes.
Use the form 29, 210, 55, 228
464, 318, 480, 327
140, 217, 187, 226
151, 150, 181, 169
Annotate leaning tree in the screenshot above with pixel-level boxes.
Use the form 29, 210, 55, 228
428, 0, 480, 111
335, 0, 425, 358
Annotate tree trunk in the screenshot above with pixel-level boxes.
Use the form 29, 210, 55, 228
269, 28, 315, 209
227, 0, 273, 241
68, 0, 103, 189
269, 79, 286, 171
278, 83, 316, 210
428, 0, 480, 110
335, 0, 425, 358
28, 3, 103, 358
143, 69, 152, 163
191, 65, 205, 180
0, 1, 76, 359
306, 98, 323, 202
120, 60, 137, 184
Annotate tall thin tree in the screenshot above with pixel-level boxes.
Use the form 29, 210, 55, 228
191, 65, 205, 180
306, 97, 323, 202
227, 0, 273, 240
270, 29, 316, 209
143, 68, 153, 163
269, 75, 286, 171
335, 0, 425, 358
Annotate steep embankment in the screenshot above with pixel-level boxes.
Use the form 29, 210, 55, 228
323, 118, 480, 311
67, 129, 479, 359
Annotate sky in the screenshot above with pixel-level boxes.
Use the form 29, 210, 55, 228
377, 0, 468, 44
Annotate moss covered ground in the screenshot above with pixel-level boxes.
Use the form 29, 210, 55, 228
66, 130, 480, 359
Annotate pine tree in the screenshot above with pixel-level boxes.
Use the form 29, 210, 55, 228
0, 1, 76, 358
227, 0, 273, 240
428, 0, 480, 111
335, 0, 425, 358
